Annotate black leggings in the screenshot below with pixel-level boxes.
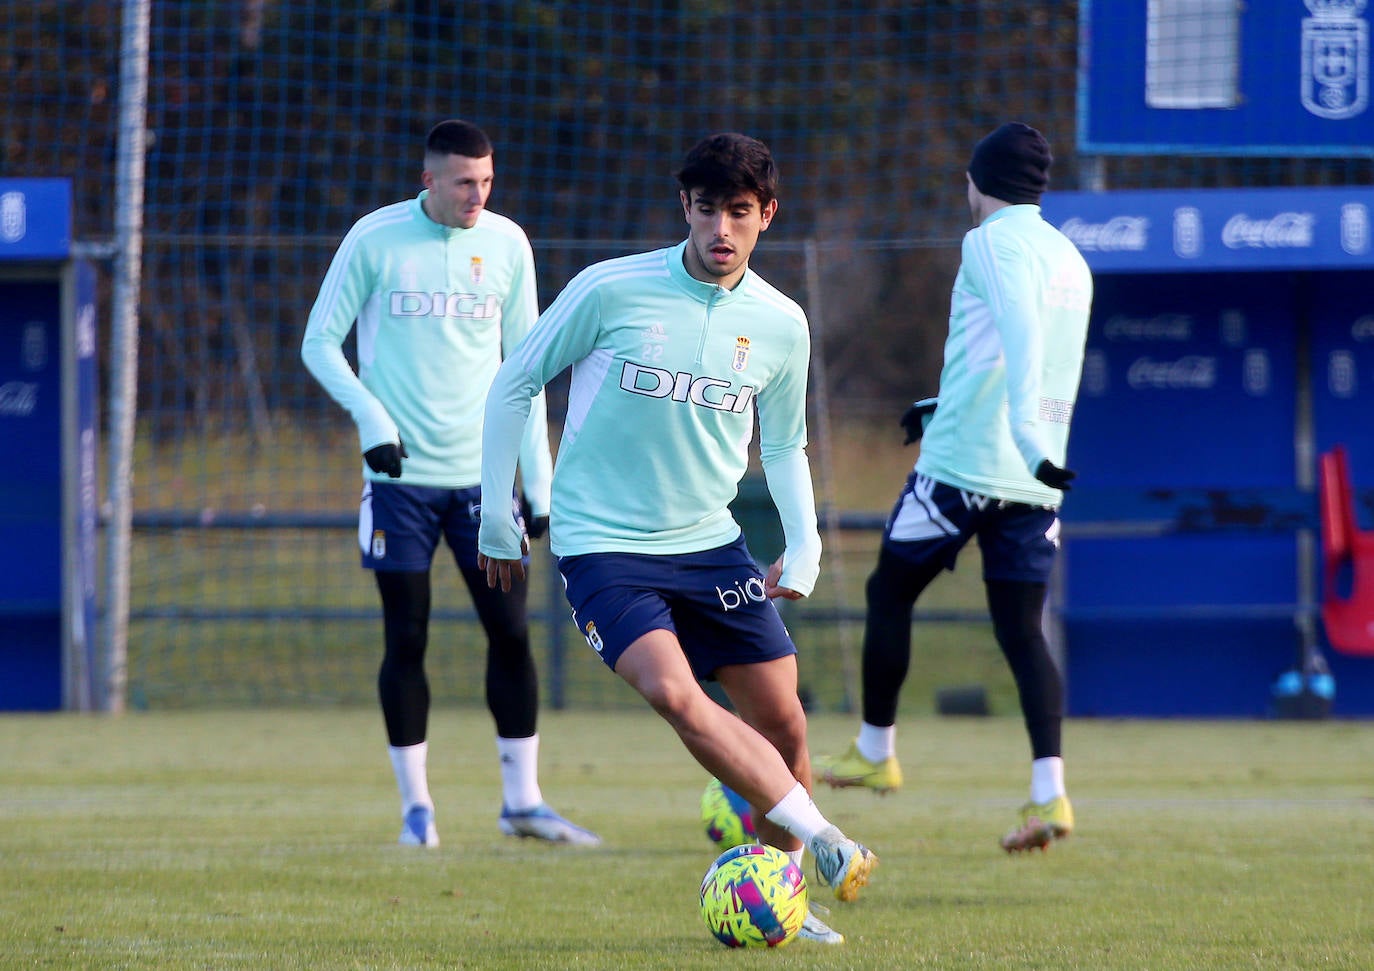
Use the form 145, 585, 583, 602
375, 566, 540, 747
860, 546, 1063, 759
985, 578, 1063, 760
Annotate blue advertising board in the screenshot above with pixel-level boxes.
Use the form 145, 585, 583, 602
1042, 186, 1374, 716
1059, 273, 1303, 716
1307, 270, 1374, 710
1069, 273, 1299, 493
1309, 271, 1374, 498
0, 179, 95, 711
0, 274, 66, 709
1080, 1, 1374, 156
0, 179, 72, 260
1042, 187, 1374, 274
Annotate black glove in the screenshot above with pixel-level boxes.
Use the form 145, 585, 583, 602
520, 493, 549, 541
364, 437, 407, 479
1034, 459, 1076, 491
899, 397, 939, 445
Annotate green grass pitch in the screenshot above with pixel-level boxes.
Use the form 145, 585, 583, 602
2, 709, 1371, 969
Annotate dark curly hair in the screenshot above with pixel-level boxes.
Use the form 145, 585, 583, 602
676, 132, 778, 207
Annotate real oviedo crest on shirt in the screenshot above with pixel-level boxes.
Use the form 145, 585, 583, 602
732, 336, 751, 372
470, 256, 484, 284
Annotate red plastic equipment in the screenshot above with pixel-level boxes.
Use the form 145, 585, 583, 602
1319, 445, 1374, 656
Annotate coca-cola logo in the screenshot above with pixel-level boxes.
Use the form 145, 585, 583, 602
1221, 212, 1315, 249
0, 381, 39, 415
1126, 356, 1217, 390
1060, 216, 1149, 252
1103, 313, 1193, 341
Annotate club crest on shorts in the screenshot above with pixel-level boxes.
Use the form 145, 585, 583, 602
371, 529, 386, 559
583, 620, 604, 654
731, 336, 751, 372
470, 256, 484, 284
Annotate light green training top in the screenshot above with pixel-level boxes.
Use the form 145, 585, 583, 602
916, 204, 1093, 506
479, 241, 823, 596
300, 191, 553, 513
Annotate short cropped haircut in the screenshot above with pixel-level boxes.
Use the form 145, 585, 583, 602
676, 133, 778, 208
425, 119, 493, 160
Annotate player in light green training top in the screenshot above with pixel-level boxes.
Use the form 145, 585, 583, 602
301, 119, 597, 849
817, 122, 1094, 855
478, 133, 876, 944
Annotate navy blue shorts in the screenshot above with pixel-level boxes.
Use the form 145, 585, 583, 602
359, 481, 526, 572
557, 535, 796, 679
881, 471, 1060, 583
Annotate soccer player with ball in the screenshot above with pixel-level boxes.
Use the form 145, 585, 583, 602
479, 132, 877, 944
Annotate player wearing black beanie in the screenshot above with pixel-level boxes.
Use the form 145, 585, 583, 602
967, 121, 1053, 205
819, 120, 1095, 860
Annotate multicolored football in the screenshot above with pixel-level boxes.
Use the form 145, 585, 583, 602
699, 843, 808, 948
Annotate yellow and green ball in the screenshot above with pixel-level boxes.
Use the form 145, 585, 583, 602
699, 843, 808, 948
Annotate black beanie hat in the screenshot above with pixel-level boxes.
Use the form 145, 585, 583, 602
967, 122, 1052, 205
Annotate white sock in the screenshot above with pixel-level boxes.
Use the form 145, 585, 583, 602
764, 782, 832, 846
856, 722, 895, 763
1030, 756, 1065, 804
497, 734, 543, 812
388, 741, 432, 814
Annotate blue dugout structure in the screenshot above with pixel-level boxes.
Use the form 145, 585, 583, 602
0, 179, 98, 710
1041, 186, 1374, 717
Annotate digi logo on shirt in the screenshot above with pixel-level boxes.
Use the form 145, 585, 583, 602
619, 361, 756, 413
389, 291, 499, 319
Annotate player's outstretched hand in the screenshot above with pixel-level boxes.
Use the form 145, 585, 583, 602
520, 493, 549, 540
764, 556, 804, 601
364, 436, 408, 478
899, 397, 938, 445
1034, 459, 1076, 491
